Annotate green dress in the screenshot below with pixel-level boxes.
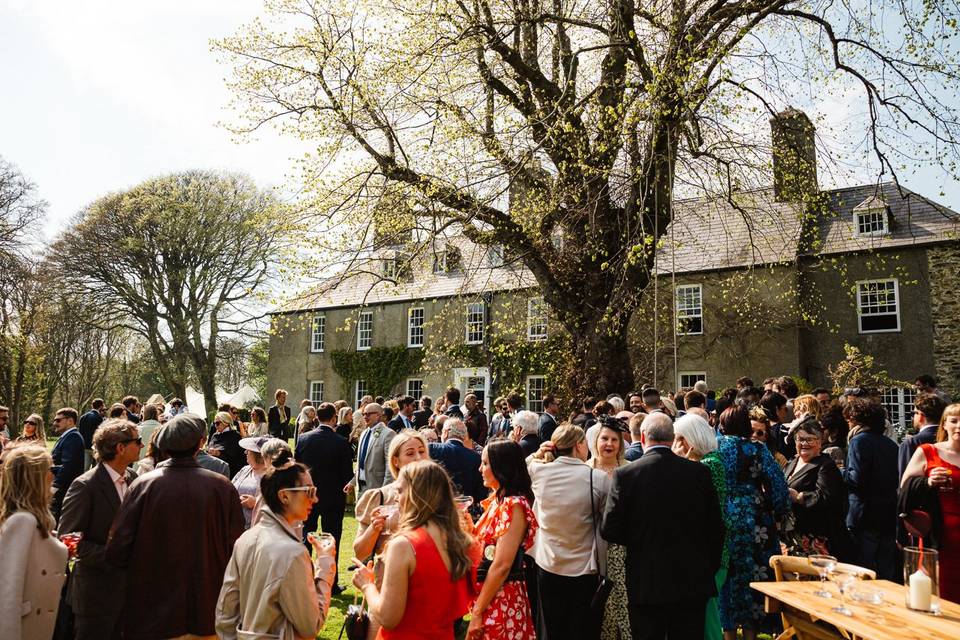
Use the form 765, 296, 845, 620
701, 451, 730, 640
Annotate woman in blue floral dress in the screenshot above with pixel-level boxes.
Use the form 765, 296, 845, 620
715, 405, 789, 640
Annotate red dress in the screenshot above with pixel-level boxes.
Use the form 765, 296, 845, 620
921, 444, 960, 603
379, 527, 473, 640
472, 495, 538, 640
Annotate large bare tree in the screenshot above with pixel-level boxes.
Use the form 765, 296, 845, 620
217, 0, 959, 397
51, 171, 287, 416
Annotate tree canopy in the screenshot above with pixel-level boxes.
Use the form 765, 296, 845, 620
218, 0, 960, 397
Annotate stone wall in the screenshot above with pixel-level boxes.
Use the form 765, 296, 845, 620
928, 244, 960, 400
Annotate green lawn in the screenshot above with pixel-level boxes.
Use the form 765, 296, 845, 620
315, 508, 361, 639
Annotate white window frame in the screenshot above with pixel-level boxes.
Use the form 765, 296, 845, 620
676, 284, 704, 335
381, 257, 398, 280
407, 307, 424, 348
854, 207, 889, 237
465, 302, 485, 345
357, 310, 374, 350
310, 315, 325, 353
856, 278, 900, 334
882, 387, 916, 435
309, 380, 324, 404
406, 378, 423, 401
527, 297, 548, 341
488, 244, 507, 268
432, 251, 446, 274
355, 380, 368, 407
678, 372, 707, 389
526, 375, 546, 413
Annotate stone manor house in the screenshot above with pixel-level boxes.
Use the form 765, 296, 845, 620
266, 109, 960, 434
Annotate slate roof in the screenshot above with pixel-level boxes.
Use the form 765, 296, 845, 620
279, 182, 959, 313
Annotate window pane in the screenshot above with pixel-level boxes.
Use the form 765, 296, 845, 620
527, 376, 545, 413
527, 298, 547, 340
358, 311, 373, 349
676, 285, 703, 335
408, 308, 424, 347
310, 381, 324, 404
311, 316, 325, 352
466, 302, 485, 344
406, 379, 423, 401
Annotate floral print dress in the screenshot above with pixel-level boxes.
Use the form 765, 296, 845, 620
473, 495, 538, 640
715, 436, 789, 632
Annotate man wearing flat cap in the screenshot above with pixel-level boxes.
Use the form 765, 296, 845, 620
106, 413, 245, 640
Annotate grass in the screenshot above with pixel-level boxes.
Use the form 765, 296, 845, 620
315, 507, 361, 639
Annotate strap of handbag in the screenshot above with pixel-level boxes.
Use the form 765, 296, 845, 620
588, 466, 606, 577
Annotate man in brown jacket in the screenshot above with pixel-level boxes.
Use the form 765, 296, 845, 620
106, 413, 245, 640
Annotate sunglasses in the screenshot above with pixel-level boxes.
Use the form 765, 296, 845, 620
24, 420, 37, 426
121, 437, 143, 446
280, 486, 317, 499
362, 411, 380, 417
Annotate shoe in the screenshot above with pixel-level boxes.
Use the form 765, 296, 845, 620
332, 584, 346, 596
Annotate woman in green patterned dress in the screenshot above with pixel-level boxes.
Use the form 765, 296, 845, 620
673, 413, 729, 640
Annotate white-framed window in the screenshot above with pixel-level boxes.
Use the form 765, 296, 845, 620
883, 387, 916, 434
527, 297, 547, 341
679, 372, 706, 389
526, 375, 546, 413
432, 248, 461, 274
355, 380, 368, 407
855, 208, 888, 237
407, 307, 424, 348
310, 315, 325, 353
676, 284, 703, 335
465, 302, 485, 344
309, 380, 324, 404
357, 310, 373, 350
381, 257, 398, 280
857, 279, 900, 333
406, 378, 423, 401
465, 376, 487, 407
488, 244, 508, 268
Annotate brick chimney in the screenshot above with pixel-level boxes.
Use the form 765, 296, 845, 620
770, 108, 818, 202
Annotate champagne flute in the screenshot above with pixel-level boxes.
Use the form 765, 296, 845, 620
809, 554, 837, 598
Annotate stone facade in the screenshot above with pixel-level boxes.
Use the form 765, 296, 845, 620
928, 244, 960, 399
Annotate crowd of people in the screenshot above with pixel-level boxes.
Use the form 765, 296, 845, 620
0, 371, 957, 640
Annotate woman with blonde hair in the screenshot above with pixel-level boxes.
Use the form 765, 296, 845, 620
528, 423, 610, 639
336, 406, 354, 441
353, 430, 429, 638
352, 460, 477, 639
0, 445, 69, 639
15, 414, 45, 443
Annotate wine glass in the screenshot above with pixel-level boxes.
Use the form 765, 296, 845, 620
454, 495, 474, 511
829, 567, 858, 616
378, 505, 399, 533
808, 554, 837, 598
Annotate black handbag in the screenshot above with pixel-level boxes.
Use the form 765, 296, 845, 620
588, 467, 613, 614
338, 594, 370, 640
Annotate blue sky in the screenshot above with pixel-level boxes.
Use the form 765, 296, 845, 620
1, 0, 957, 241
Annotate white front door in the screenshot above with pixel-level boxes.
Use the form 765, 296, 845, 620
453, 367, 490, 416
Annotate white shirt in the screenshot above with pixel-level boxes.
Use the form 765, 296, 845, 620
103, 464, 127, 501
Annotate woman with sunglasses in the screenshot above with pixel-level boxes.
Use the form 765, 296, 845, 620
216, 450, 337, 639
15, 414, 45, 443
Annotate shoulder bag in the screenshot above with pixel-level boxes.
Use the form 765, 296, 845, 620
588, 467, 613, 614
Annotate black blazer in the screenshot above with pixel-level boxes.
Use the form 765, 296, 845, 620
412, 409, 431, 429
537, 413, 558, 443
268, 404, 291, 438
601, 448, 723, 605
58, 464, 137, 616
784, 454, 853, 560
209, 428, 245, 478
295, 425, 354, 512
519, 433, 541, 458
429, 440, 485, 504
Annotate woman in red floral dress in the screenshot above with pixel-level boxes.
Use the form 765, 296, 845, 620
466, 440, 538, 640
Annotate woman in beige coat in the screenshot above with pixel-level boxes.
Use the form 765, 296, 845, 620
216, 451, 336, 639
0, 444, 69, 640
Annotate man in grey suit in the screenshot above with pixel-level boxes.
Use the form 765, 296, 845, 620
59, 419, 142, 640
347, 403, 396, 497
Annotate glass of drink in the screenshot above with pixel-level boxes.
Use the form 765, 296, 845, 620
808, 554, 837, 598
454, 495, 474, 511
829, 567, 859, 616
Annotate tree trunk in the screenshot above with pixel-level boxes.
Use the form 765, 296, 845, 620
565, 316, 634, 402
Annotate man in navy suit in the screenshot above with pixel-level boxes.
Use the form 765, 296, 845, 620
295, 401, 354, 593
428, 419, 485, 508
51, 407, 84, 523
898, 393, 946, 478
537, 394, 560, 442
77, 398, 106, 471
387, 395, 416, 432
444, 387, 465, 419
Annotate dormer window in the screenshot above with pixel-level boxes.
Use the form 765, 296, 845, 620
488, 244, 508, 268
853, 196, 889, 237
432, 247, 461, 274
382, 257, 398, 280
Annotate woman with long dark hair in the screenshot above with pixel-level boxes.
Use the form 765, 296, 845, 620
467, 440, 538, 639
216, 450, 336, 638
715, 405, 789, 640
352, 460, 477, 639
